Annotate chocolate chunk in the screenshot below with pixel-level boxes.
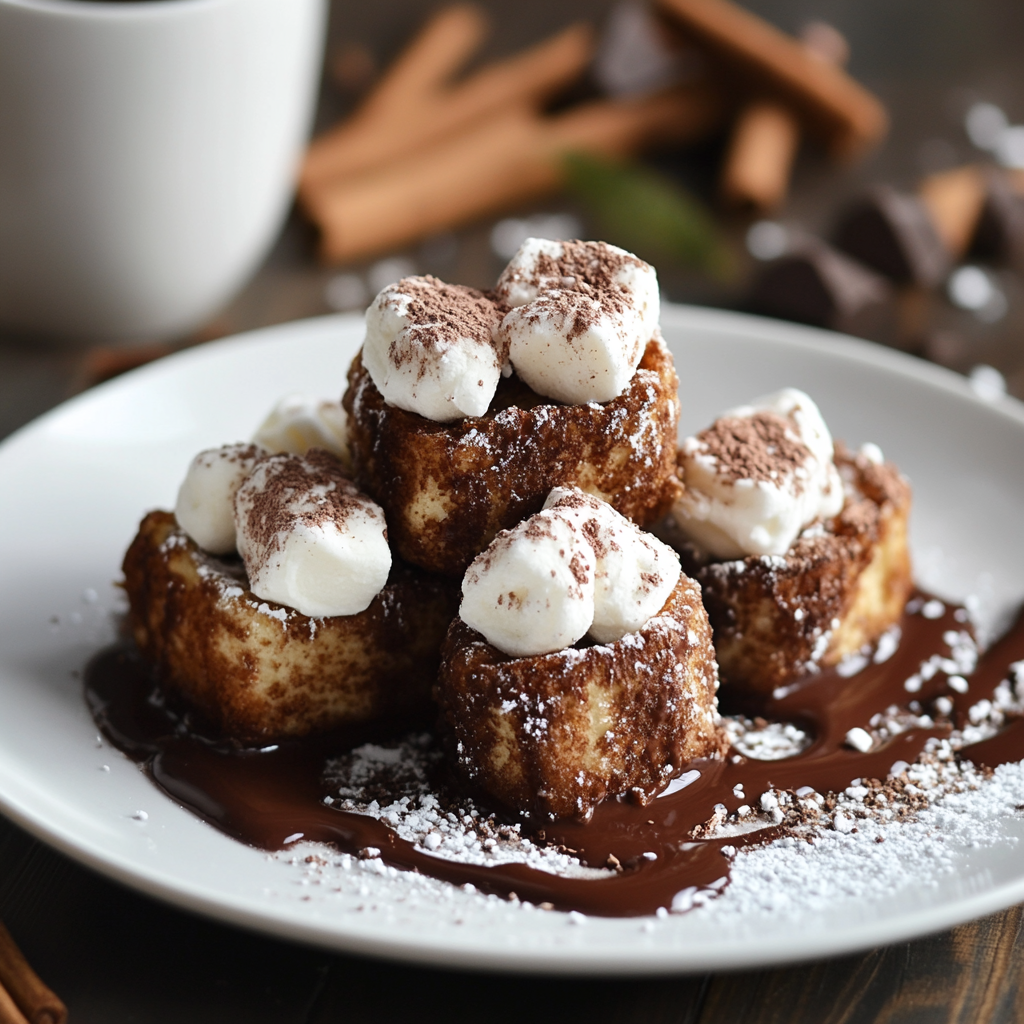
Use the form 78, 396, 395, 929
832, 185, 950, 287
969, 169, 1024, 270
747, 237, 895, 341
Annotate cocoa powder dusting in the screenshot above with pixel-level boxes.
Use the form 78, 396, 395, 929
386, 276, 505, 369
519, 242, 640, 343
219, 443, 265, 465
580, 517, 608, 558
568, 550, 590, 587
697, 412, 811, 487
521, 515, 560, 545
240, 449, 368, 575
529, 241, 644, 297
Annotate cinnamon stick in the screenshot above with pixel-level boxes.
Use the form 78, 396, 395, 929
308, 86, 721, 263
656, 0, 887, 158
720, 22, 849, 211
300, 6, 593, 194
720, 100, 799, 211
0, 923, 65, 1024
0, 983, 29, 1024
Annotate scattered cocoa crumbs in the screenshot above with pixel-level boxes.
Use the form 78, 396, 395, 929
695, 411, 811, 487
528, 240, 645, 297
496, 240, 646, 342
237, 449, 368, 577
568, 550, 591, 587
383, 276, 505, 368
551, 290, 612, 343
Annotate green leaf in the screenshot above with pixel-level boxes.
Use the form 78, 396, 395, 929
563, 151, 735, 281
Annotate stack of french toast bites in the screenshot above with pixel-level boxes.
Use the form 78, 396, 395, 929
123, 238, 911, 824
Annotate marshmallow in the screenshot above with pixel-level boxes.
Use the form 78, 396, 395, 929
253, 393, 350, 467
501, 290, 645, 405
461, 488, 679, 657
544, 488, 680, 644
673, 388, 845, 559
495, 238, 659, 404
234, 451, 391, 618
460, 510, 595, 657
175, 443, 267, 554
495, 237, 565, 306
363, 275, 505, 422
496, 238, 659, 333
610, 254, 660, 344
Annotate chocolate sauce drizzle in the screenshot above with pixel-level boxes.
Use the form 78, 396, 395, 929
85, 594, 1024, 918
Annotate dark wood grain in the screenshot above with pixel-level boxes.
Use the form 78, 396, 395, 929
0, 816, 331, 1024
302, 958, 714, 1024
694, 909, 1024, 1024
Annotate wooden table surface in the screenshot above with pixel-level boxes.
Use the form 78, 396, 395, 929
3, 1, 1024, 1019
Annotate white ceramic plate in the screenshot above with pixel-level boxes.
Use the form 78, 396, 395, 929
2, 307, 1024, 975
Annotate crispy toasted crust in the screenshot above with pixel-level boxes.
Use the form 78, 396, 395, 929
673, 446, 912, 693
435, 575, 722, 821
123, 511, 459, 741
344, 336, 681, 576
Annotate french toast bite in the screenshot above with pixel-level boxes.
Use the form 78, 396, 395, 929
344, 335, 680, 576
437, 575, 721, 821
344, 240, 680, 577
667, 388, 912, 693
435, 491, 721, 821
123, 511, 458, 741
685, 446, 911, 694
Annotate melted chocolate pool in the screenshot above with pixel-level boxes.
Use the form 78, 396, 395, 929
85, 595, 1024, 918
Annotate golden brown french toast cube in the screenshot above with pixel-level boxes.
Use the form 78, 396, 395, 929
343, 336, 681, 576
435, 575, 723, 821
677, 446, 912, 694
123, 511, 458, 741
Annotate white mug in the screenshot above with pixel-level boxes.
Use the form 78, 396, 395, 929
0, 0, 327, 343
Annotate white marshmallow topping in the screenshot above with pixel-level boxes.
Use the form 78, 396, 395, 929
174, 443, 267, 555
544, 488, 681, 645
672, 388, 844, 559
460, 509, 595, 658
495, 238, 659, 404
363, 275, 505, 422
461, 487, 679, 657
253, 393, 350, 468
501, 290, 645, 405
234, 451, 391, 619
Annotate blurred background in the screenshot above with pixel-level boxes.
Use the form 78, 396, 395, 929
3, 0, 1024, 439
